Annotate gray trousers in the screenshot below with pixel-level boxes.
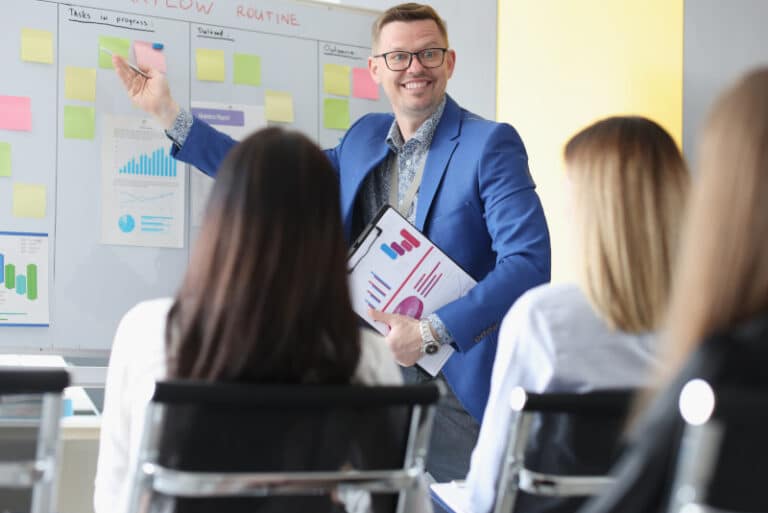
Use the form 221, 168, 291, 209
401, 366, 480, 483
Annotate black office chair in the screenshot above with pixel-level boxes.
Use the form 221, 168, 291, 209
127, 381, 442, 513
493, 387, 636, 513
668, 379, 768, 513
0, 368, 69, 513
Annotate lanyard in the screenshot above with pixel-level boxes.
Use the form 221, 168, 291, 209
388, 152, 425, 219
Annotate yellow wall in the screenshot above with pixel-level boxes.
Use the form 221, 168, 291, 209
497, 0, 683, 283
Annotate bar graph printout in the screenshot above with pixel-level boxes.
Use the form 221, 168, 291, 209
347, 206, 476, 376
0, 232, 50, 327
101, 115, 185, 248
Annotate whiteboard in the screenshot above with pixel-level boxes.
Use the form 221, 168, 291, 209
0, 0, 390, 353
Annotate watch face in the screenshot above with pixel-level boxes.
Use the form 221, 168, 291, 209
425, 342, 440, 355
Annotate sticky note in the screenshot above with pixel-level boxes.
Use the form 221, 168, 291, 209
134, 41, 167, 73
353, 68, 379, 100
195, 49, 225, 82
324, 64, 351, 96
63, 105, 95, 140
323, 98, 350, 130
0, 142, 10, 177
233, 53, 261, 86
265, 90, 294, 123
99, 36, 130, 69
64, 66, 97, 102
21, 28, 54, 64
13, 183, 46, 219
0, 96, 32, 132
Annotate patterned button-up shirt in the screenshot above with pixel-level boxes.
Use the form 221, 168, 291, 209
357, 96, 454, 345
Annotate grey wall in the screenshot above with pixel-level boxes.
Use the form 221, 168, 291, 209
683, 0, 768, 164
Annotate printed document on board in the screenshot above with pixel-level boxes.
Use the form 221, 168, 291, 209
347, 206, 476, 376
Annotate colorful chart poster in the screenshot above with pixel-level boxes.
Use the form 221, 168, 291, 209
100, 115, 185, 248
189, 102, 265, 228
347, 207, 476, 376
0, 231, 50, 327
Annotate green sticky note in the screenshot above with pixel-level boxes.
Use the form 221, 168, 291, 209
265, 90, 294, 123
65, 66, 97, 102
324, 64, 351, 96
63, 105, 95, 140
13, 183, 46, 219
233, 53, 261, 86
323, 98, 350, 130
21, 28, 54, 64
0, 142, 11, 177
196, 49, 225, 82
99, 36, 130, 69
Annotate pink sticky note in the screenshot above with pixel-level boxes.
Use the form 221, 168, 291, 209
0, 96, 32, 131
352, 68, 379, 100
134, 41, 167, 73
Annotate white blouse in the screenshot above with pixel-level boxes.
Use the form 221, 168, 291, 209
93, 298, 404, 513
465, 282, 659, 513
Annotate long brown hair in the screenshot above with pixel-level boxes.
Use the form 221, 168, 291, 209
165, 127, 360, 384
564, 116, 689, 333
663, 68, 768, 375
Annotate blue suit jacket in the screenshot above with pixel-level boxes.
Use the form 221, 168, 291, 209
172, 95, 551, 422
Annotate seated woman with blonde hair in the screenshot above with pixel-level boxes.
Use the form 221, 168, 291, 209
465, 116, 690, 513
580, 67, 768, 513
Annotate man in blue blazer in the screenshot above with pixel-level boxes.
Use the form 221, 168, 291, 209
113, 3, 550, 482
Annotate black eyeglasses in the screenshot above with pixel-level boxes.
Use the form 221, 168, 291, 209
373, 48, 448, 71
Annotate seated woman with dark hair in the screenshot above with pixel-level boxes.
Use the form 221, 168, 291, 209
93, 127, 402, 513
465, 116, 690, 513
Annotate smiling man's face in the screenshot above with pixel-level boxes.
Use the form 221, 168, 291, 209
369, 19, 455, 127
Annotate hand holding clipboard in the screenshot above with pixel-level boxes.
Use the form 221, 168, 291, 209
347, 206, 476, 375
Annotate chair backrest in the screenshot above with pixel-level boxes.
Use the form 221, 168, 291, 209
128, 381, 442, 513
0, 368, 69, 513
668, 380, 768, 513
493, 388, 636, 513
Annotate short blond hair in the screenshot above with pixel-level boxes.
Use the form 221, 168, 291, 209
371, 3, 449, 51
565, 116, 689, 333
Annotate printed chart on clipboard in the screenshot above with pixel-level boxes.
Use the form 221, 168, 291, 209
347, 207, 476, 375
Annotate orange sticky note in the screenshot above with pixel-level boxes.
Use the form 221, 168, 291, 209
353, 68, 380, 100
0, 96, 32, 131
134, 41, 166, 73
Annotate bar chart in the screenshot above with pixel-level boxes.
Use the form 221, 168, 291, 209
1, 257, 38, 300
0, 232, 49, 326
101, 115, 185, 248
117, 147, 178, 178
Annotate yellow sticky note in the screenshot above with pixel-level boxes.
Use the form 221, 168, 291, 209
195, 49, 225, 82
13, 183, 47, 219
65, 66, 97, 102
21, 28, 53, 64
265, 90, 294, 123
0, 142, 11, 177
324, 64, 351, 96
324, 98, 351, 130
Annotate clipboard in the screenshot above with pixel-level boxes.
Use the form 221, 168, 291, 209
347, 206, 476, 376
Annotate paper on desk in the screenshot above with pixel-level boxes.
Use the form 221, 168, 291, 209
430, 482, 471, 513
347, 207, 476, 376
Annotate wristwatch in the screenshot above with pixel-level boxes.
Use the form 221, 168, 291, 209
419, 319, 440, 355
